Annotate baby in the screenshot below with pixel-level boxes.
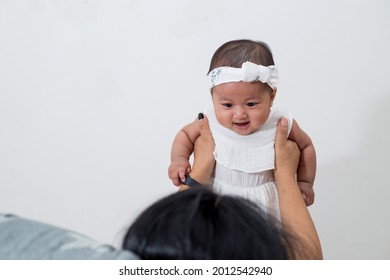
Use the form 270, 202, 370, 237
168, 39, 316, 220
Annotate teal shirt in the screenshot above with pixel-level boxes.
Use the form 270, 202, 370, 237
0, 214, 138, 260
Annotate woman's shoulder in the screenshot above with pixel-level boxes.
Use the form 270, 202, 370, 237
0, 214, 138, 260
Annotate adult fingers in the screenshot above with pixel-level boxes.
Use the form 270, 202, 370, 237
197, 113, 212, 139
274, 118, 300, 178
275, 118, 289, 146
195, 112, 215, 156
192, 112, 216, 186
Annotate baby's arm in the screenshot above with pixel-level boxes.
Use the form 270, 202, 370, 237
288, 120, 317, 206
168, 120, 201, 186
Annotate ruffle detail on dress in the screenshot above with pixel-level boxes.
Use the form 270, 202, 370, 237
214, 138, 275, 173
212, 180, 281, 222
214, 163, 275, 188
204, 105, 292, 173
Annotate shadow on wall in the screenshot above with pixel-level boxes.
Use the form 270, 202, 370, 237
313, 94, 390, 259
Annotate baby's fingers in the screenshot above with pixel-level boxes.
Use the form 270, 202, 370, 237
171, 177, 181, 187
179, 169, 187, 184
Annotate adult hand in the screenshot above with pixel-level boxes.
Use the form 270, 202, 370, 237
274, 118, 323, 259
179, 113, 215, 191
274, 118, 300, 182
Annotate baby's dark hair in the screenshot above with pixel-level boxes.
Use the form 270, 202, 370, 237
122, 187, 299, 260
208, 39, 275, 74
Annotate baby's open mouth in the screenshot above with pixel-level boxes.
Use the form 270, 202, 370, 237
234, 122, 249, 127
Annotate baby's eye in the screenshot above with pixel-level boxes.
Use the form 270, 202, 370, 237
222, 103, 233, 108
246, 102, 257, 107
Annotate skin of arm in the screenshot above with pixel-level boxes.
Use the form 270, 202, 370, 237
274, 118, 323, 259
178, 114, 215, 191
288, 119, 317, 206
168, 121, 200, 186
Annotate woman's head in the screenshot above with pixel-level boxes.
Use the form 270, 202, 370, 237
123, 188, 290, 260
208, 40, 277, 135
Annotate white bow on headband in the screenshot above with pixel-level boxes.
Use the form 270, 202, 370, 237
208, 61, 279, 89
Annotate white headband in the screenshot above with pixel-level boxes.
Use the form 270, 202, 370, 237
208, 61, 279, 90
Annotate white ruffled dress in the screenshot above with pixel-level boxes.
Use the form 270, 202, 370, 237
204, 105, 292, 222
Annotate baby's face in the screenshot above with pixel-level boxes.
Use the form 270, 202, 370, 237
212, 82, 275, 135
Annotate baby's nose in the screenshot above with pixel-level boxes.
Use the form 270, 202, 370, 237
234, 107, 247, 119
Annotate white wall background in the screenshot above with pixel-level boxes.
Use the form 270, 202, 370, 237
1, 0, 389, 259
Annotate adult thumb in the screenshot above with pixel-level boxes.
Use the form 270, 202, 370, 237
275, 118, 288, 145
197, 113, 211, 136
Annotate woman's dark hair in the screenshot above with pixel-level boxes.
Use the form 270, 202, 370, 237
208, 39, 275, 74
123, 187, 293, 260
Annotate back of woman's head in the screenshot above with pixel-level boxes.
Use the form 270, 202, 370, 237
122, 188, 289, 259
208, 39, 275, 74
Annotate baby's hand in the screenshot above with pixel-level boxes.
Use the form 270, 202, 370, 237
298, 181, 315, 206
168, 157, 192, 186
